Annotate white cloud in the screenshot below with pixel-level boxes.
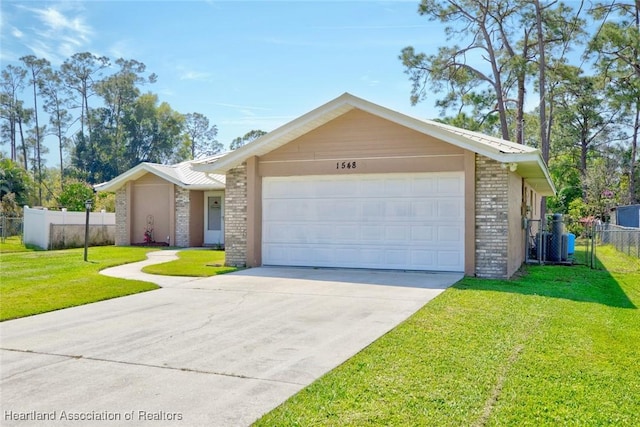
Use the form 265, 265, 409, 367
33, 7, 92, 43
219, 115, 293, 128
361, 73, 380, 87
211, 102, 272, 112
14, 4, 94, 63
175, 64, 214, 82
108, 40, 135, 60
179, 70, 213, 81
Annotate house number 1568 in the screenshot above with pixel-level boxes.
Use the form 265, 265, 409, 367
337, 161, 357, 170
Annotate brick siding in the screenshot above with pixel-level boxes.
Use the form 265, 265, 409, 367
115, 187, 128, 245
175, 186, 190, 247
475, 155, 509, 278
224, 164, 248, 266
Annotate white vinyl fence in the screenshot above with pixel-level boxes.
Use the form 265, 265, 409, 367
23, 206, 115, 250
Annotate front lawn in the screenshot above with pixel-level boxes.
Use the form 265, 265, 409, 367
0, 236, 32, 253
141, 249, 237, 277
256, 246, 640, 426
0, 246, 159, 321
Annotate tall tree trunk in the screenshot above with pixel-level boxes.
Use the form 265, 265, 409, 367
56, 109, 65, 191
631, 1, 640, 203
516, 74, 526, 145
630, 105, 639, 203
534, 0, 549, 224
480, 23, 511, 141
581, 134, 589, 203
9, 110, 16, 161
31, 80, 42, 205
17, 116, 27, 171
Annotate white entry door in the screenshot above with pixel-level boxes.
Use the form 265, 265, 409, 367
262, 172, 465, 272
204, 192, 224, 245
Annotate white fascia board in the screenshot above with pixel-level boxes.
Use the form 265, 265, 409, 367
183, 184, 225, 191
94, 164, 151, 192
193, 92, 556, 194
195, 94, 356, 174
94, 163, 185, 192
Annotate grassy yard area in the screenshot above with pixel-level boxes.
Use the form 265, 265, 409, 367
141, 249, 237, 277
1, 245, 159, 321
0, 236, 32, 253
256, 246, 640, 426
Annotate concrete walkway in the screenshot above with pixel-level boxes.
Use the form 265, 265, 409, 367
1, 251, 462, 427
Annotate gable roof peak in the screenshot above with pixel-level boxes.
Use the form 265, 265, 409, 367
195, 93, 555, 195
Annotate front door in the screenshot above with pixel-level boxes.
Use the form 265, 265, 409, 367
204, 192, 224, 245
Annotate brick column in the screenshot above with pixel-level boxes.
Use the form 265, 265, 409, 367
225, 164, 248, 267
475, 156, 509, 278
174, 187, 190, 247
115, 187, 128, 246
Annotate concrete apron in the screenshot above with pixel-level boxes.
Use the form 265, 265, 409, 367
1, 251, 462, 427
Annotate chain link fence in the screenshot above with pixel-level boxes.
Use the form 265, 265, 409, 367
525, 216, 584, 265
596, 223, 640, 259
1, 216, 23, 243
526, 217, 639, 269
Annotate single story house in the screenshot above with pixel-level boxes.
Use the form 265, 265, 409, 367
95, 154, 227, 247
98, 93, 555, 278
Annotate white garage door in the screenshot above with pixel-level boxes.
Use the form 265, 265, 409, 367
262, 172, 465, 271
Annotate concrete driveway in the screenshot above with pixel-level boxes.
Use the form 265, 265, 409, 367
0, 251, 462, 427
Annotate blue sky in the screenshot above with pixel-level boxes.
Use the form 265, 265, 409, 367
1, 0, 444, 166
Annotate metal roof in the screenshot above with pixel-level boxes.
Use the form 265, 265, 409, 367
94, 153, 227, 192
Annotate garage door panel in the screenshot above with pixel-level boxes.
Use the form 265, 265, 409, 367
358, 248, 384, 265
362, 201, 386, 218
437, 251, 463, 267
383, 178, 410, 196
438, 200, 464, 218
263, 173, 464, 272
438, 226, 463, 242
384, 225, 410, 242
410, 176, 437, 195
264, 200, 310, 220
411, 200, 436, 217
411, 225, 434, 242
359, 178, 383, 196
386, 249, 410, 265
438, 176, 463, 194
410, 250, 436, 268
361, 226, 384, 241
386, 200, 412, 218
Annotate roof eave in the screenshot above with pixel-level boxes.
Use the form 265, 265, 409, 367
94, 163, 156, 192
195, 93, 358, 174
194, 92, 556, 195
184, 184, 226, 190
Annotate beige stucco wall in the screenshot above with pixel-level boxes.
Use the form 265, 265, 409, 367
114, 175, 214, 247
260, 109, 465, 176
130, 174, 174, 245
507, 171, 525, 277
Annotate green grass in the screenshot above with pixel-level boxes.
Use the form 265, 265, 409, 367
141, 249, 237, 277
0, 236, 33, 253
255, 246, 640, 426
1, 246, 159, 321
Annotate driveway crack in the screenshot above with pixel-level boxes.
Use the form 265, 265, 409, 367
1, 347, 305, 386
0, 348, 74, 380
